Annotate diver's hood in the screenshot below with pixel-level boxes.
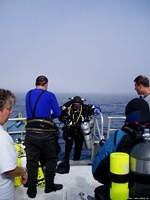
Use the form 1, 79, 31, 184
125, 98, 150, 124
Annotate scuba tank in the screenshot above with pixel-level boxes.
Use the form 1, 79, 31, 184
130, 128, 150, 198
81, 121, 92, 150
89, 118, 94, 129
110, 152, 129, 200
37, 162, 45, 188
14, 139, 23, 187
130, 129, 150, 181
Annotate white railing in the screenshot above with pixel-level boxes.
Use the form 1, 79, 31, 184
5, 113, 105, 162
6, 115, 126, 141
6, 114, 128, 162
93, 112, 104, 141
106, 116, 126, 139
4, 117, 26, 141
91, 112, 104, 160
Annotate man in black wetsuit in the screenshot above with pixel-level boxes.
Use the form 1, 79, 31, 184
25, 75, 63, 198
57, 96, 95, 173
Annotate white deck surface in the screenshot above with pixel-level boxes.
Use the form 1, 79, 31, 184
15, 165, 100, 200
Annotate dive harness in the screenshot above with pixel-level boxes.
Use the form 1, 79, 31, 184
26, 118, 57, 133
26, 89, 57, 133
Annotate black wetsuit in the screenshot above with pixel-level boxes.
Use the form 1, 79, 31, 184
60, 100, 94, 163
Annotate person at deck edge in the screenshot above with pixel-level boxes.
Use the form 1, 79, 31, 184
57, 96, 95, 174
134, 75, 150, 107
25, 75, 63, 198
0, 89, 27, 200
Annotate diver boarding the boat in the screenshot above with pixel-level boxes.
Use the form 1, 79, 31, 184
57, 95, 101, 174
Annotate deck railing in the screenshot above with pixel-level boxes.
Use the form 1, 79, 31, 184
106, 116, 126, 139
5, 114, 127, 162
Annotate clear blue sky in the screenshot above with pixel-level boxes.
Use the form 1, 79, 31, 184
0, 0, 150, 94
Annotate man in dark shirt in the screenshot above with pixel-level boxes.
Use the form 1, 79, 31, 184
25, 75, 63, 198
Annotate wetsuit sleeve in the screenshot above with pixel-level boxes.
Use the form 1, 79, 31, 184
25, 90, 31, 118
59, 101, 71, 123
50, 93, 61, 118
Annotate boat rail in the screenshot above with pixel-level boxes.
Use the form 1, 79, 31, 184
106, 116, 126, 139
6, 115, 126, 142
5, 114, 128, 161
90, 112, 104, 160
5, 112, 105, 162
93, 112, 104, 140
4, 117, 26, 141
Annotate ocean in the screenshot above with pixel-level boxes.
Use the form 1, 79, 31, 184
8, 92, 136, 160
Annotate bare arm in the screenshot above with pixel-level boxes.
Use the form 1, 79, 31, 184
4, 166, 28, 185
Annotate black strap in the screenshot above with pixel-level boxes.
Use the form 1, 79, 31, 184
28, 90, 46, 118
114, 130, 118, 146
110, 173, 129, 183
122, 126, 137, 138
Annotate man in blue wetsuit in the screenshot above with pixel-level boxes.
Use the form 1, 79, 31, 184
25, 75, 63, 198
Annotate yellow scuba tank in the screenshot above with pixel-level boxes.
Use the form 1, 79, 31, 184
110, 152, 129, 200
14, 141, 23, 187
37, 162, 45, 188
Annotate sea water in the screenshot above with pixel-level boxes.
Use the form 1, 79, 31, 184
7, 92, 135, 160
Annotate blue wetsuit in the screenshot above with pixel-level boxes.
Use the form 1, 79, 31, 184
26, 88, 61, 119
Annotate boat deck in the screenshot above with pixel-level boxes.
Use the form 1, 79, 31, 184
15, 164, 100, 200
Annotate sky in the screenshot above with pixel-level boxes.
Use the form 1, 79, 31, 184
0, 0, 150, 94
